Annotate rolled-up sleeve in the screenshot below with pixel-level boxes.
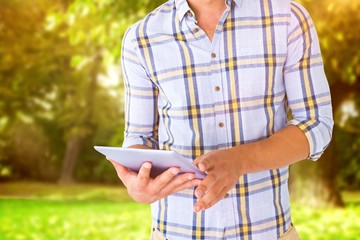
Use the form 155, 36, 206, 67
284, 2, 334, 160
121, 26, 159, 149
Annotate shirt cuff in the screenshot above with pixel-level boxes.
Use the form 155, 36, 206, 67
287, 119, 321, 161
122, 136, 159, 149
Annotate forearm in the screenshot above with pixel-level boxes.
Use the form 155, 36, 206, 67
192, 125, 311, 211
233, 125, 310, 175
128, 144, 153, 150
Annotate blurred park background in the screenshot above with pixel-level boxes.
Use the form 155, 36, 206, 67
0, 0, 360, 239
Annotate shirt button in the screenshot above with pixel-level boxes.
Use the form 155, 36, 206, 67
218, 122, 224, 128
211, 53, 217, 58
215, 86, 220, 91
193, 28, 199, 33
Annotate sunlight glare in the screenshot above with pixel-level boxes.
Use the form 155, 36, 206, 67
339, 100, 359, 127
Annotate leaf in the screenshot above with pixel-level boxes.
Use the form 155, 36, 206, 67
70, 55, 84, 68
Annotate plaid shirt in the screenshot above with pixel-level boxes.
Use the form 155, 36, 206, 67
121, 0, 333, 239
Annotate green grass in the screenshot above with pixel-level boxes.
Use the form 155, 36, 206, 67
0, 182, 151, 240
0, 182, 360, 240
292, 205, 360, 240
0, 199, 151, 240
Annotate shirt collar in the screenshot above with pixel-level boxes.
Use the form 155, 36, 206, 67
175, 0, 242, 22
175, 0, 192, 21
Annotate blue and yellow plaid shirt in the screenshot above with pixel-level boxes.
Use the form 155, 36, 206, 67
121, 0, 333, 239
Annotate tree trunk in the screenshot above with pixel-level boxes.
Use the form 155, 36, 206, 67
58, 54, 102, 183
289, 80, 360, 208
59, 137, 83, 183
289, 139, 344, 208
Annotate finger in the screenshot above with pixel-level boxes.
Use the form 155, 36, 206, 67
194, 173, 216, 199
194, 183, 226, 212
153, 167, 181, 189
158, 173, 195, 194
193, 155, 204, 167
171, 179, 202, 194
198, 157, 214, 172
204, 188, 230, 210
110, 160, 136, 185
193, 156, 210, 172
137, 162, 152, 187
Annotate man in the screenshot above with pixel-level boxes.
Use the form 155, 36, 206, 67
112, 0, 333, 239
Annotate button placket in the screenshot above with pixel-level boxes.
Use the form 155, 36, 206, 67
208, 11, 229, 146
211, 65, 227, 143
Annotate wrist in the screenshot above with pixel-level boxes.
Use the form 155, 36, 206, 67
232, 143, 259, 175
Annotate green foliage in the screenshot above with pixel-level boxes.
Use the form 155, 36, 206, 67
0, 0, 70, 119
299, 0, 360, 85
336, 129, 360, 190
0, 0, 359, 186
0, 0, 129, 182
53, 0, 166, 67
0, 0, 168, 182
335, 95, 360, 190
6, 121, 57, 180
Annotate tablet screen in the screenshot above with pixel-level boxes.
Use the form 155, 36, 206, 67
94, 146, 206, 179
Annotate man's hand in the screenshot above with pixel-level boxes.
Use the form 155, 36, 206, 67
192, 125, 311, 212
192, 148, 243, 212
110, 160, 202, 204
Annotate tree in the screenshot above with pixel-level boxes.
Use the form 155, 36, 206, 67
0, 0, 70, 121
335, 94, 360, 190
0, 0, 126, 182
0, 0, 74, 180
53, 0, 166, 182
289, 0, 360, 207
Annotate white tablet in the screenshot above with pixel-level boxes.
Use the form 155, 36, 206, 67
94, 146, 206, 179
